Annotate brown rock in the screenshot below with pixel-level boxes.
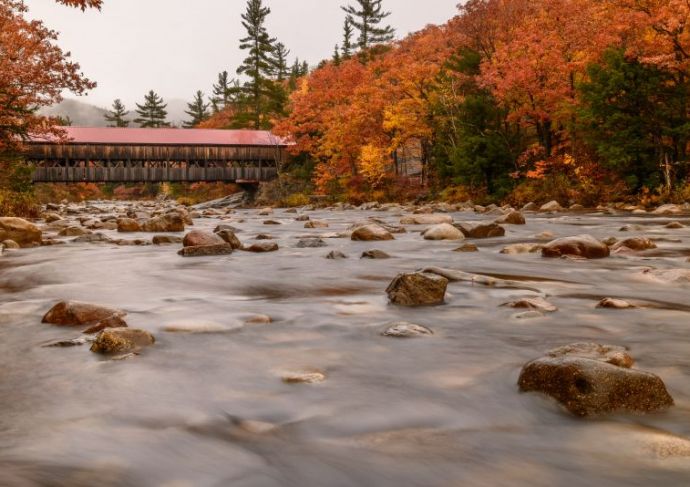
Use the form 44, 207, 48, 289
215, 230, 242, 249
496, 210, 526, 225
386, 272, 448, 306
455, 222, 506, 239
400, 214, 453, 225
183, 230, 225, 247
243, 241, 279, 252
304, 220, 329, 229
542, 234, 610, 259
597, 297, 636, 309
361, 249, 391, 259
422, 223, 465, 241
152, 235, 183, 245
382, 322, 433, 338
518, 343, 673, 416
178, 243, 234, 257
90, 328, 155, 354
454, 243, 479, 252
612, 237, 657, 251
42, 301, 126, 327
117, 218, 141, 232
351, 224, 394, 241
140, 213, 185, 232
0, 217, 42, 247
58, 226, 90, 237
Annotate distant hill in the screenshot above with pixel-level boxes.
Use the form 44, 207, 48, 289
41, 97, 190, 127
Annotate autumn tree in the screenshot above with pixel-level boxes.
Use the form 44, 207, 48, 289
104, 99, 130, 127
184, 90, 211, 128
342, 0, 395, 50
134, 90, 169, 128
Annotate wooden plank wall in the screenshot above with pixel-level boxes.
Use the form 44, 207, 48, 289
32, 166, 278, 183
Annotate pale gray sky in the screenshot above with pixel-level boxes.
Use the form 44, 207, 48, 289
25, 0, 460, 109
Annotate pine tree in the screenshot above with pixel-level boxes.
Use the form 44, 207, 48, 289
104, 99, 129, 127
272, 42, 290, 81
342, 16, 354, 59
236, 0, 278, 129
184, 90, 210, 128
333, 45, 342, 65
341, 0, 395, 50
134, 90, 169, 128
211, 71, 239, 113
300, 61, 309, 76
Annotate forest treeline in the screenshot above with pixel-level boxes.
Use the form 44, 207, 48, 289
2, 0, 690, 213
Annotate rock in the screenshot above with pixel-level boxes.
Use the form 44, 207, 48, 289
140, 213, 184, 232
639, 268, 690, 284
500, 243, 542, 255
295, 215, 310, 222
243, 242, 279, 253
514, 311, 546, 320
178, 243, 234, 257
117, 218, 141, 232
569, 204, 585, 211
255, 234, 274, 240
540, 200, 563, 212
382, 322, 433, 338
42, 301, 126, 327
534, 231, 556, 241
245, 314, 272, 324
2, 239, 20, 250
281, 369, 327, 384
502, 297, 558, 312
496, 210, 526, 225
665, 221, 685, 229
422, 223, 465, 241
258, 207, 273, 216
454, 243, 479, 252
653, 204, 682, 215
0, 217, 42, 247
619, 224, 644, 232
263, 219, 281, 225
72, 233, 109, 243
400, 214, 453, 225
522, 202, 538, 211
214, 224, 241, 233
612, 237, 657, 251
597, 297, 636, 309
183, 230, 225, 247
90, 328, 155, 354
296, 238, 327, 248
455, 222, 506, 239
215, 230, 242, 249
42, 337, 91, 348
58, 226, 90, 237
542, 234, 610, 259
304, 220, 329, 229
152, 235, 183, 245
325, 250, 347, 259
43, 212, 63, 223
518, 343, 673, 416
162, 322, 232, 333
386, 272, 448, 306
351, 224, 394, 241
361, 249, 391, 259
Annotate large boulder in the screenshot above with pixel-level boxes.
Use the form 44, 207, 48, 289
422, 223, 465, 241
351, 224, 394, 241
42, 301, 127, 332
182, 230, 225, 247
518, 343, 674, 416
0, 217, 42, 247
90, 328, 155, 354
386, 272, 448, 306
400, 214, 453, 225
117, 218, 141, 232
496, 210, 526, 225
140, 213, 184, 232
542, 234, 610, 259
455, 222, 506, 239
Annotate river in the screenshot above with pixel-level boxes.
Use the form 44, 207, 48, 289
0, 203, 689, 486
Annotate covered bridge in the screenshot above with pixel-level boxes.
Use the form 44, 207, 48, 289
26, 127, 288, 184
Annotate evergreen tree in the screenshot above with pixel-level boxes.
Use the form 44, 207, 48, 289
104, 99, 129, 127
333, 44, 342, 65
134, 90, 169, 128
341, 0, 395, 50
211, 71, 239, 113
272, 42, 290, 81
236, 0, 278, 129
300, 61, 309, 76
342, 16, 354, 59
184, 90, 211, 128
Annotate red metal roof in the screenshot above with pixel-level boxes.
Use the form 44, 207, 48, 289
29, 127, 288, 147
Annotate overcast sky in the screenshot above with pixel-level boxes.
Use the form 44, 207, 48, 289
24, 0, 460, 109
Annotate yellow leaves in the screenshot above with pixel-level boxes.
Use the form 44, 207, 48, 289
358, 144, 389, 187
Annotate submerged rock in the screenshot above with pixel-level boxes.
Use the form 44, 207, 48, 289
502, 297, 558, 312
454, 243, 479, 252
152, 235, 183, 245
2, 239, 20, 250
386, 272, 448, 306
43, 301, 126, 327
639, 268, 690, 284
304, 220, 329, 229
296, 238, 327, 248
0, 217, 42, 247
597, 297, 636, 309
400, 214, 453, 225
325, 250, 347, 259
351, 224, 394, 241
422, 223, 465, 241
612, 237, 657, 252
243, 241, 279, 253
382, 322, 433, 338
500, 243, 542, 255
653, 204, 683, 215
518, 343, 673, 416
90, 328, 155, 354
361, 249, 391, 259
542, 234, 610, 259
178, 243, 234, 257
281, 369, 327, 384
665, 221, 685, 229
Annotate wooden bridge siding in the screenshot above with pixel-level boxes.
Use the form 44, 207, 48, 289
32, 166, 278, 183
27, 143, 286, 164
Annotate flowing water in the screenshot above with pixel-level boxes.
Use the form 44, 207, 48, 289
1, 204, 689, 486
